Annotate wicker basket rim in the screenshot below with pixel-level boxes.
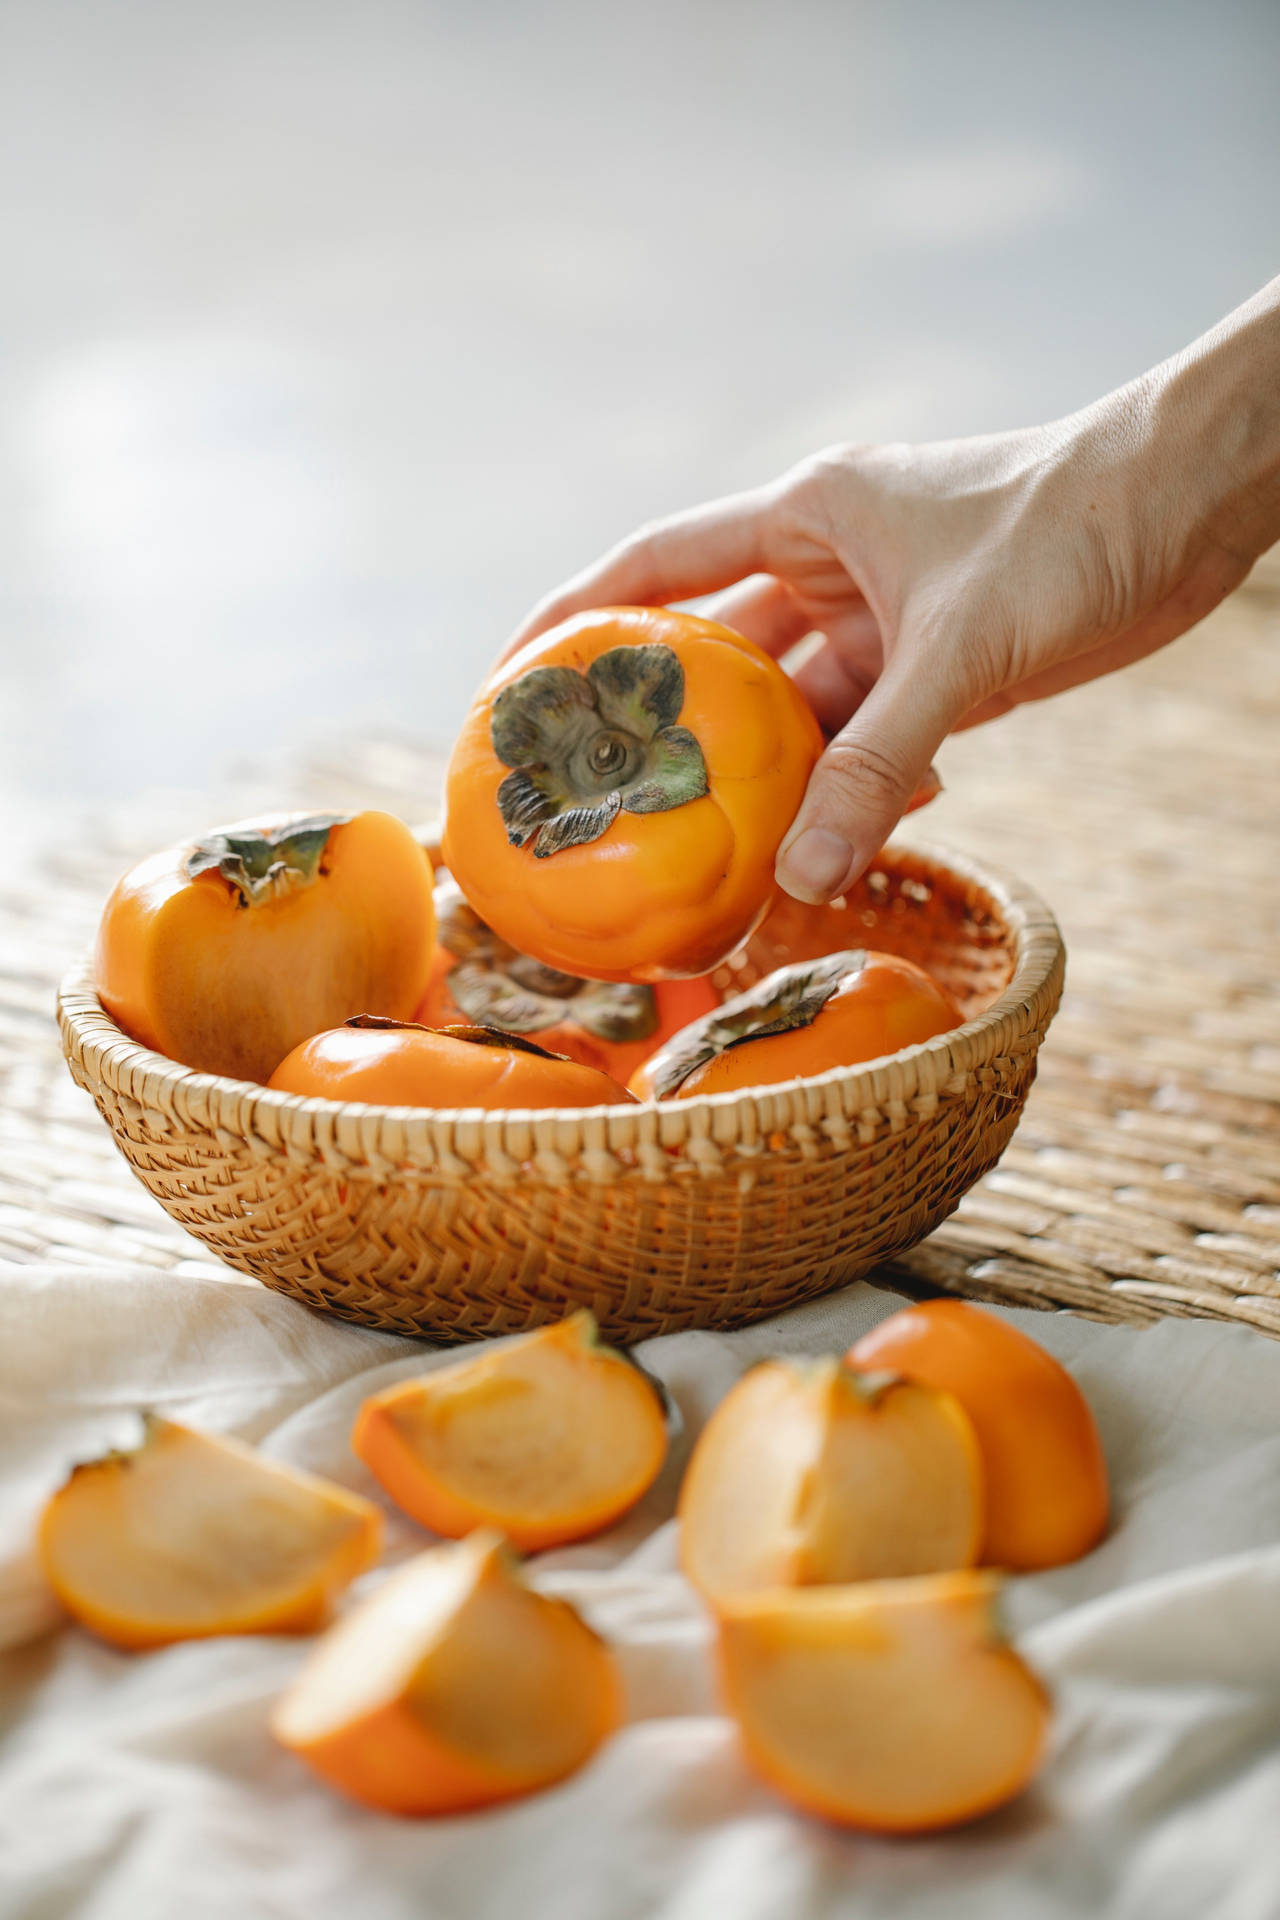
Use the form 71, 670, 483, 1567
57, 840, 1064, 1158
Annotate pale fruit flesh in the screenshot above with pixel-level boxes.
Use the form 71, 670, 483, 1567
271, 1534, 624, 1815
353, 1311, 668, 1550
849, 1300, 1109, 1570
679, 1360, 982, 1602
39, 1415, 382, 1649
717, 1571, 1050, 1831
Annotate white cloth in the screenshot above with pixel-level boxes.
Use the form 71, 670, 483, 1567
2, 1260, 1279, 1920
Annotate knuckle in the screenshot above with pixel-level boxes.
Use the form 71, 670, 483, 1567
820, 735, 914, 812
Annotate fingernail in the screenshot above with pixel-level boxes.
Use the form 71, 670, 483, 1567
776, 828, 855, 903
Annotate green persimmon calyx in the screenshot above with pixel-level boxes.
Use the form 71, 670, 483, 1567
490, 644, 709, 857
646, 951, 869, 1097
185, 814, 352, 908
437, 880, 658, 1042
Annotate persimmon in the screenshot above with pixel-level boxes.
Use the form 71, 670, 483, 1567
442, 606, 823, 983
630, 949, 959, 1100
416, 876, 721, 1081
849, 1300, 1109, 1570
94, 809, 436, 1083
679, 1358, 982, 1603
271, 1532, 623, 1815
268, 1016, 634, 1109
716, 1571, 1050, 1833
353, 1310, 668, 1550
39, 1414, 382, 1651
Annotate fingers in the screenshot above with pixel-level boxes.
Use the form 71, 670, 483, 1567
503, 488, 776, 659
775, 657, 961, 904
787, 613, 884, 735
700, 576, 815, 657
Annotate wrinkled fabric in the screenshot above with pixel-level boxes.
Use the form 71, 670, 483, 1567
2, 1259, 1279, 1920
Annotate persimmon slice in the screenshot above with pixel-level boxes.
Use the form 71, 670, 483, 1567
39, 1414, 382, 1650
679, 1358, 982, 1602
849, 1300, 1109, 1569
717, 1571, 1050, 1832
352, 1311, 668, 1550
271, 1532, 623, 1815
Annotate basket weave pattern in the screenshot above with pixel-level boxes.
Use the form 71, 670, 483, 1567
58, 847, 1063, 1342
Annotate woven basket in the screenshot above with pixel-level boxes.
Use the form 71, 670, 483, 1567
56, 843, 1064, 1343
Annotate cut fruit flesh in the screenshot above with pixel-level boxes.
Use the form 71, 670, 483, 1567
352, 1310, 668, 1550
679, 1359, 982, 1602
717, 1571, 1050, 1831
271, 1533, 623, 1815
39, 1415, 382, 1650
848, 1300, 1109, 1570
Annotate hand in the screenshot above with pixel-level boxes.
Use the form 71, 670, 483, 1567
506, 278, 1280, 903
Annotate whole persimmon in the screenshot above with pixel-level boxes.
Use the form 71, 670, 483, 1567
268, 1017, 634, 1110
629, 950, 959, 1100
848, 1300, 1109, 1570
94, 810, 436, 1084
416, 877, 720, 1082
442, 606, 823, 982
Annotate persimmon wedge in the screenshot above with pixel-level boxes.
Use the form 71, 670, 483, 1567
849, 1300, 1109, 1570
271, 1532, 623, 1815
717, 1571, 1050, 1832
353, 1311, 668, 1550
39, 1414, 382, 1650
679, 1358, 982, 1603
95, 809, 436, 1083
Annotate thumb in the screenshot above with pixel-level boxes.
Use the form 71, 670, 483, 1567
775, 660, 958, 904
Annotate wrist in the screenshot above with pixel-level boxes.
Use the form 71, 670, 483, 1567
1132, 278, 1280, 572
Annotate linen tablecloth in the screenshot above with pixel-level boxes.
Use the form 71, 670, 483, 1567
2, 1260, 1278, 1920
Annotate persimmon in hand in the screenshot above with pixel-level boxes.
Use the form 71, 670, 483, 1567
630, 950, 958, 1100
443, 606, 822, 983
94, 810, 436, 1083
268, 1017, 634, 1110
416, 877, 720, 1082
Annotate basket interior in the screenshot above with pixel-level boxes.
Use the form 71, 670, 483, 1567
713, 854, 1018, 1022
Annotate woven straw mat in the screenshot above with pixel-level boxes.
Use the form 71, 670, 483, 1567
3, 577, 1278, 1335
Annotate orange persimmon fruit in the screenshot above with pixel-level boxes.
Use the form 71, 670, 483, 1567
630, 950, 959, 1100
443, 606, 823, 983
716, 1570, 1050, 1832
94, 809, 436, 1083
849, 1300, 1109, 1570
271, 1531, 623, 1815
679, 1358, 982, 1603
415, 876, 721, 1081
353, 1310, 668, 1550
268, 1017, 635, 1109
39, 1413, 382, 1651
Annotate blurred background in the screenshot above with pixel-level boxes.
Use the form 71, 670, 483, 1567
3, 0, 1279, 867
